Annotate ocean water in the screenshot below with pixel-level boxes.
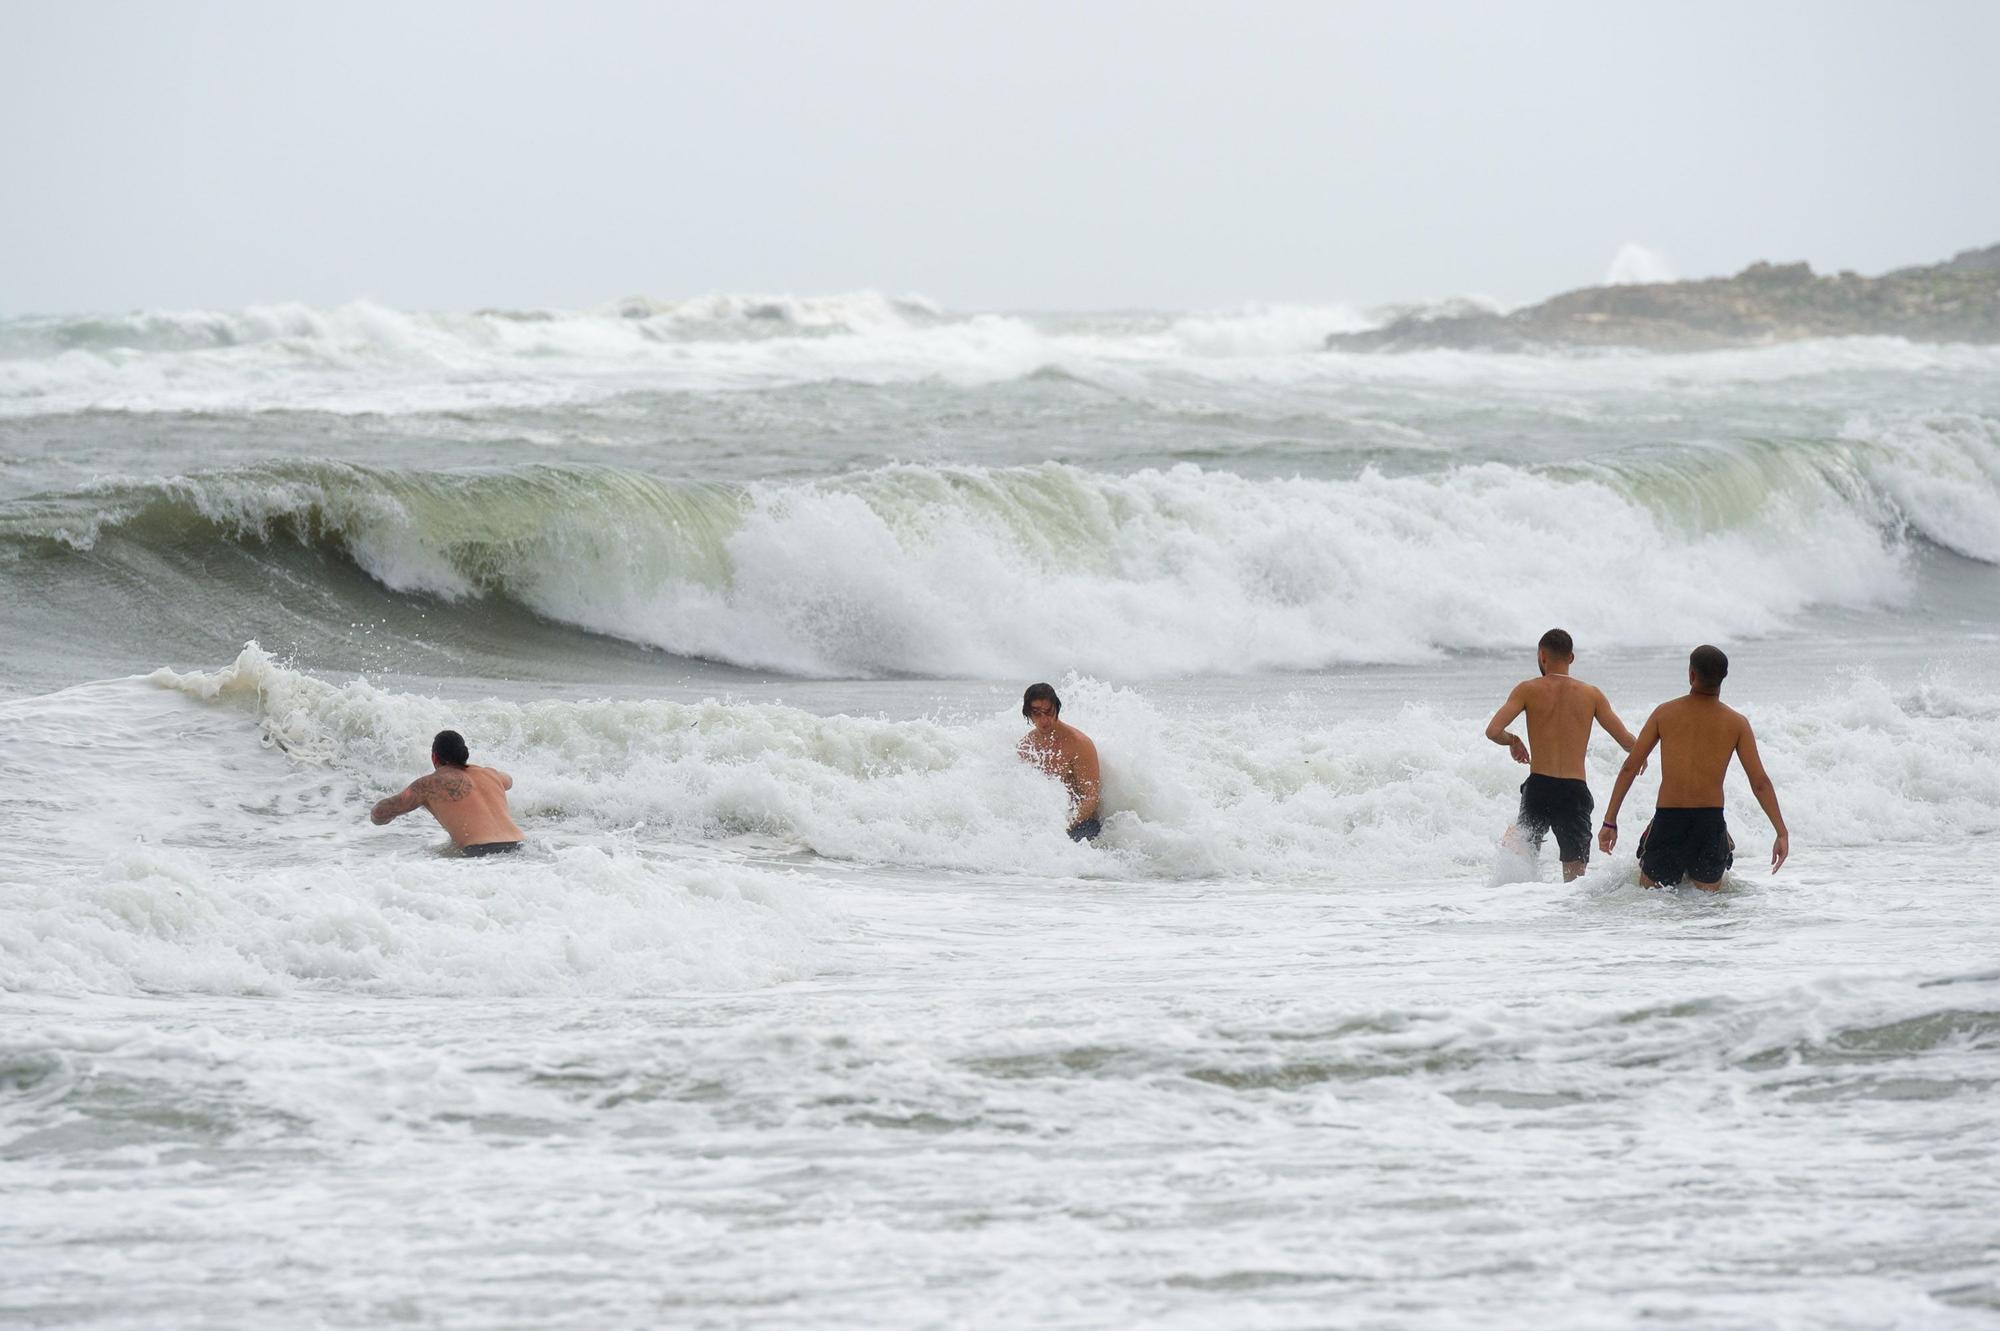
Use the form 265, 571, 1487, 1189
3, 296, 1998, 1328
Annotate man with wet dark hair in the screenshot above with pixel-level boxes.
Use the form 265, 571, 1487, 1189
1689, 644, 1728, 689
1485, 628, 1639, 881
370, 729, 525, 856
1017, 683, 1103, 841
1599, 645, 1790, 889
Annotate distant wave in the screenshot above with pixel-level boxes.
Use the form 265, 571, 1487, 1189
0, 291, 947, 355
6, 416, 1994, 676
37, 294, 1997, 417
0, 294, 1372, 416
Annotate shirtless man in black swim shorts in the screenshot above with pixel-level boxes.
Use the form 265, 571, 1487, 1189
1017, 683, 1103, 842
370, 729, 526, 856
1485, 629, 1640, 881
1598, 645, 1789, 890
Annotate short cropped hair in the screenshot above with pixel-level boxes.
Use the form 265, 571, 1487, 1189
1022, 683, 1061, 717
1538, 628, 1574, 658
432, 729, 470, 767
1690, 645, 1729, 689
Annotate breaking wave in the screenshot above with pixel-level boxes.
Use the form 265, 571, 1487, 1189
5, 415, 1995, 676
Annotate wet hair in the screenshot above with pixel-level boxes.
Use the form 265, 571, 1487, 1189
432, 729, 470, 767
1690, 644, 1729, 689
1537, 628, 1574, 659
1022, 683, 1061, 718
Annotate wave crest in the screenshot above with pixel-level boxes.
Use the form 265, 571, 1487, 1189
10, 417, 1996, 676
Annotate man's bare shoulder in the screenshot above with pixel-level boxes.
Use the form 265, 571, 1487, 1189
1555, 675, 1602, 702
1654, 695, 1694, 718
1676, 696, 1745, 721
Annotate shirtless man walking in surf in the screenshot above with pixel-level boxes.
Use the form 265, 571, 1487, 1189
370, 729, 526, 856
1485, 628, 1640, 881
1598, 645, 1789, 890
1017, 683, 1103, 842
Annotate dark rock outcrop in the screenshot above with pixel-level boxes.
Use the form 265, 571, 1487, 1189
1327, 243, 2000, 352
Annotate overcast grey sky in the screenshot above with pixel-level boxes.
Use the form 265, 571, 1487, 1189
3, 1, 1995, 315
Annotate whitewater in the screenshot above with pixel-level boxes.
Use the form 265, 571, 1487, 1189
3, 296, 1998, 1329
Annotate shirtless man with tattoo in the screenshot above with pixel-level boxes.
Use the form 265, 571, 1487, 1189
1016, 683, 1103, 842
370, 729, 525, 856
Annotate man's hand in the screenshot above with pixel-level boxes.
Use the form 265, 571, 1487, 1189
1598, 822, 1618, 855
1505, 734, 1529, 765
1770, 833, 1788, 874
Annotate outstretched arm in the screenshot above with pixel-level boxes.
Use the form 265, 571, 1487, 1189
1735, 720, 1789, 873
1068, 738, 1101, 825
1594, 688, 1640, 755
1485, 684, 1531, 765
1598, 710, 1661, 854
371, 777, 428, 826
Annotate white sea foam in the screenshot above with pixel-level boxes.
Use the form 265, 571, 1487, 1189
0, 843, 831, 998
0, 669, 839, 998
3, 648, 1994, 999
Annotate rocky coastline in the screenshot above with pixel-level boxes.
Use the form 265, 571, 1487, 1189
1327, 243, 2000, 352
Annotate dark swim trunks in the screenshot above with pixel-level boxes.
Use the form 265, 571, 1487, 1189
462, 840, 525, 858
1516, 774, 1594, 864
1067, 818, 1102, 843
1637, 808, 1732, 886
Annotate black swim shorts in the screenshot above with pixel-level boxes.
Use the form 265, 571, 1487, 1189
462, 840, 525, 858
1637, 808, 1732, 886
1517, 774, 1594, 864
1067, 818, 1102, 843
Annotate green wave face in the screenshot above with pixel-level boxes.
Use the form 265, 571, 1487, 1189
1, 415, 1994, 679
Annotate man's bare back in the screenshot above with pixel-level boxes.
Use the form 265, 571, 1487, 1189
1647, 695, 1754, 808
1484, 631, 1637, 880
371, 729, 524, 853
1487, 672, 1635, 779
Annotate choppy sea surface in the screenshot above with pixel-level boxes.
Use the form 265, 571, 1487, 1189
3, 295, 1998, 1328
